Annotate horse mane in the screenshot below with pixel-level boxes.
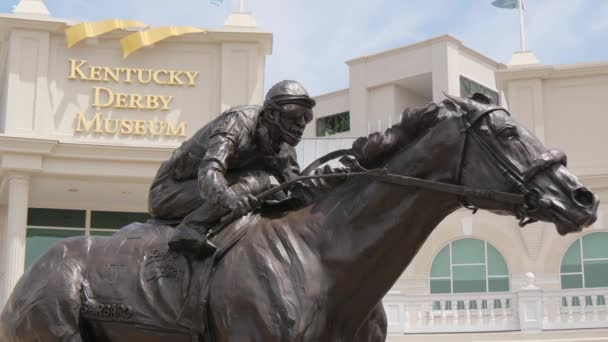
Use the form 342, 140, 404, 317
286, 96, 478, 209
352, 99, 460, 168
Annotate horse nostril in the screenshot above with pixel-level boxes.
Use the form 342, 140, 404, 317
572, 187, 595, 208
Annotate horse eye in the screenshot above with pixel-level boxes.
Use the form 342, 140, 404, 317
497, 126, 518, 139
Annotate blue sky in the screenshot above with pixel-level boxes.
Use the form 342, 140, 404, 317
2, 0, 608, 96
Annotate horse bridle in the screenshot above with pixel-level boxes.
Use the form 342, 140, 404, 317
455, 106, 566, 226
213, 106, 567, 234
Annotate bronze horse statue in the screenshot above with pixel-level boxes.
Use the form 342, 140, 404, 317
0, 95, 599, 341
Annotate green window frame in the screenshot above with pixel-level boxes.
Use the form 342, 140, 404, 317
90, 210, 151, 235
430, 238, 510, 294
560, 232, 608, 289
316, 111, 350, 137
25, 208, 150, 270
460, 76, 500, 105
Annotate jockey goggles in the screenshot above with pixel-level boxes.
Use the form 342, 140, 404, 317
264, 95, 315, 123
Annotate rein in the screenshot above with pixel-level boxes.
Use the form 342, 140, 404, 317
210, 154, 526, 237
258, 164, 525, 206
209, 167, 525, 238
212, 104, 564, 236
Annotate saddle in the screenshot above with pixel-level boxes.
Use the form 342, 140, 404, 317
79, 214, 259, 338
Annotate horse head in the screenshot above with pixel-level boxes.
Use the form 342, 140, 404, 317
396, 93, 599, 235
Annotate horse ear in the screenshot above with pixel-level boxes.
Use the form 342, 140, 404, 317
470, 92, 493, 105
443, 93, 477, 113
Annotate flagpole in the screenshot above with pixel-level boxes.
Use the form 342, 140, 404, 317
518, 0, 526, 51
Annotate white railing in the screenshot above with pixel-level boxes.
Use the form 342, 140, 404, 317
383, 292, 519, 334
542, 288, 608, 330
383, 287, 608, 335
296, 116, 404, 168
296, 138, 355, 169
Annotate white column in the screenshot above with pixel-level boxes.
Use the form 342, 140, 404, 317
0, 205, 7, 300
0, 174, 30, 307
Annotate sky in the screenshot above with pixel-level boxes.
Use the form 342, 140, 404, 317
2, 0, 608, 96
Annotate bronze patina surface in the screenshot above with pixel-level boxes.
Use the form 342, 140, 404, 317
0, 94, 598, 341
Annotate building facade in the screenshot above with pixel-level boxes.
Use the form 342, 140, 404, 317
0, 1, 272, 306
311, 37, 608, 341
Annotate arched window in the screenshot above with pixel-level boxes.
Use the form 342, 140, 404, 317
561, 232, 608, 289
430, 238, 510, 294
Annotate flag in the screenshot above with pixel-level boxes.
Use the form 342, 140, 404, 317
491, 0, 521, 9
210, 0, 223, 6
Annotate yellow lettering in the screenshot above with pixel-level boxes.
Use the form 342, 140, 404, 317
149, 120, 165, 136
103, 118, 120, 134
129, 94, 143, 109
103, 67, 120, 82
89, 66, 102, 81
115, 93, 128, 109
122, 68, 136, 83
120, 120, 133, 134
166, 121, 186, 137
184, 71, 199, 86
168, 71, 184, 85
146, 95, 160, 110
93, 87, 114, 108
74, 113, 187, 137
137, 69, 152, 84
153, 70, 168, 85
134, 120, 147, 135
75, 112, 103, 133
159, 96, 173, 110
69, 59, 88, 80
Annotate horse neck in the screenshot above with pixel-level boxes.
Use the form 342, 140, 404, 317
303, 128, 462, 334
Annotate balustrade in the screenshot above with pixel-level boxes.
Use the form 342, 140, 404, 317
383, 292, 519, 334
383, 287, 608, 335
542, 288, 608, 330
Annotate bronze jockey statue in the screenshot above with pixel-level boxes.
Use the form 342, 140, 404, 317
148, 80, 316, 256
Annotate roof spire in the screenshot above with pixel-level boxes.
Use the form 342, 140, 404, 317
12, 0, 51, 16
223, 0, 256, 28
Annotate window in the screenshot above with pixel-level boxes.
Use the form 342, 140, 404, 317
429, 238, 510, 311
430, 238, 510, 294
27, 208, 86, 228
90, 210, 151, 236
460, 76, 499, 105
316, 111, 350, 137
561, 232, 608, 289
25, 229, 86, 267
25, 208, 150, 269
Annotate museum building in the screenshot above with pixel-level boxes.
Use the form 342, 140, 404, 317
308, 35, 608, 341
1, 1, 608, 341
0, 0, 272, 307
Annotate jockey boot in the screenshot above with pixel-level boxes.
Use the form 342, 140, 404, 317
168, 224, 217, 258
